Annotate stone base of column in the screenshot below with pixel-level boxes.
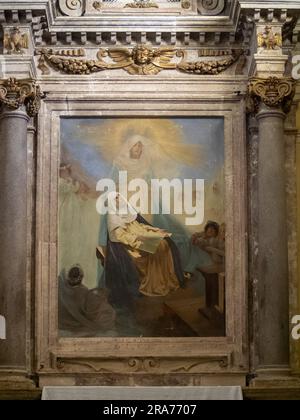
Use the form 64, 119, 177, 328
0, 371, 37, 390
249, 367, 300, 388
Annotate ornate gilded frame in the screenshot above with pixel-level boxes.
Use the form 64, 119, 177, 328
35, 77, 248, 386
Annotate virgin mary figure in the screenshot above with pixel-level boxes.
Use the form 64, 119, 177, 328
99, 192, 185, 311
98, 134, 210, 278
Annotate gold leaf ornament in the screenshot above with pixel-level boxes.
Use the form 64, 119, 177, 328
37, 46, 242, 76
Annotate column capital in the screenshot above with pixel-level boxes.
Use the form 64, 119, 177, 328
0, 78, 44, 118
246, 76, 296, 115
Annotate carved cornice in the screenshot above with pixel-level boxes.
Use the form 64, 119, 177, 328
0, 1, 299, 49
0, 0, 244, 48
37, 45, 242, 75
0, 78, 44, 117
247, 76, 296, 114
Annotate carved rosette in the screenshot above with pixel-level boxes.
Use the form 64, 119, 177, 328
0, 78, 44, 117
247, 77, 296, 115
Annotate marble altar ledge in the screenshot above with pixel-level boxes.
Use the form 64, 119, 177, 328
42, 386, 243, 401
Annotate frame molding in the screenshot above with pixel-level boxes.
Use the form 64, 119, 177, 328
35, 84, 248, 382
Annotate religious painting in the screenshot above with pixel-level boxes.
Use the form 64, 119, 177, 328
58, 117, 225, 338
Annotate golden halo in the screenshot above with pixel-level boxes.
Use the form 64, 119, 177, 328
82, 118, 202, 168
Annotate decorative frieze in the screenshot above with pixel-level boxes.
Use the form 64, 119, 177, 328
36, 45, 242, 75
0, 78, 44, 117
51, 353, 232, 374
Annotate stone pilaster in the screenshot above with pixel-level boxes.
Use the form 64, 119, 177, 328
0, 78, 42, 384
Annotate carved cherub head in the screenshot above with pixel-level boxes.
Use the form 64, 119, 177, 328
132, 45, 154, 65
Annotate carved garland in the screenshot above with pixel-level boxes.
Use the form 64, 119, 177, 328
0, 78, 44, 117
37, 46, 242, 76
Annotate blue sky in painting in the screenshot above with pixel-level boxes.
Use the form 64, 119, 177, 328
60, 117, 224, 182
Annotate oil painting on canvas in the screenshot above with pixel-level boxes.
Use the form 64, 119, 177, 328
58, 117, 225, 338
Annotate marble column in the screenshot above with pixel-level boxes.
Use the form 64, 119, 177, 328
248, 77, 296, 371
25, 118, 37, 374
247, 115, 259, 373
0, 79, 42, 376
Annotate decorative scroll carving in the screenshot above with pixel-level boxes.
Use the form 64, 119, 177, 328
169, 357, 229, 372
4, 28, 28, 55
58, 0, 85, 17
257, 26, 282, 50
197, 0, 225, 16
37, 46, 241, 76
0, 78, 44, 117
124, 0, 159, 8
52, 354, 232, 374
247, 77, 296, 115
55, 357, 161, 374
